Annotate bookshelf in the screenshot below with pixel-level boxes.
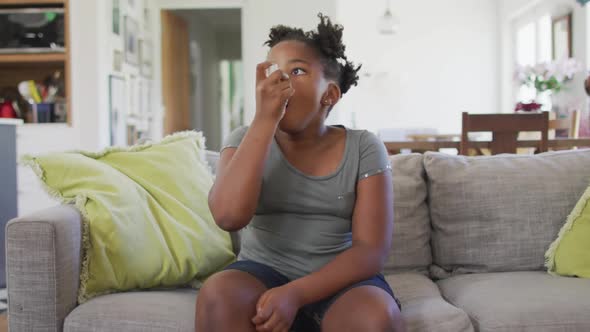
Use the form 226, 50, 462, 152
0, 0, 71, 125
0, 0, 64, 4
0, 53, 66, 64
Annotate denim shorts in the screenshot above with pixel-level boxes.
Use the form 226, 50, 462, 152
224, 260, 401, 332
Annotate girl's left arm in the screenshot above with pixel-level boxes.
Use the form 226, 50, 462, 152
288, 170, 394, 305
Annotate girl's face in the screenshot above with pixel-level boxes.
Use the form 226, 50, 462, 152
267, 40, 338, 133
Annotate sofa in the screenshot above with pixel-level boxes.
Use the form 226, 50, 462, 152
6, 149, 590, 331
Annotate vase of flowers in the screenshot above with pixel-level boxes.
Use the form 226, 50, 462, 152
514, 58, 583, 112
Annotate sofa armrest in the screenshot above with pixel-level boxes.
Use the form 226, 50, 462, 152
6, 205, 82, 332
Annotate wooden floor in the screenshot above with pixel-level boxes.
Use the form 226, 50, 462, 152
0, 313, 6, 332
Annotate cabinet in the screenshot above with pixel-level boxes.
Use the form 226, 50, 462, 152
0, 0, 70, 124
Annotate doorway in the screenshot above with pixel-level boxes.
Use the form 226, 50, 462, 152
160, 7, 243, 151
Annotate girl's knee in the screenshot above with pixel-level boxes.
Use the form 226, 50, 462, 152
196, 270, 266, 318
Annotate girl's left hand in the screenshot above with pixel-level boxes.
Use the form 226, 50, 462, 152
252, 284, 303, 332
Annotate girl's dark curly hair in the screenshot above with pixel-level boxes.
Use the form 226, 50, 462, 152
264, 13, 361, 95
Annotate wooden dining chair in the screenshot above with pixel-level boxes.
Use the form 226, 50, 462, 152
549, 110, 580, 138
460, 111, 549, 155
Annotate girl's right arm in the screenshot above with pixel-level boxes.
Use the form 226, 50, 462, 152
208, 62, 294, 231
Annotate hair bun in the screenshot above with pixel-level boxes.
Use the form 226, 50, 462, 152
311, 14, 346, 60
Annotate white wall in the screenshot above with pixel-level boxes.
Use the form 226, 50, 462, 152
333, 0, 500, 134
158, 0, 499, 136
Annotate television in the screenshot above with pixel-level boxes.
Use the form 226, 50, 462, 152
0, 6, 65, 53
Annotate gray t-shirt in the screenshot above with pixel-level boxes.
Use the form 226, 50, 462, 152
221, 125, 391, 280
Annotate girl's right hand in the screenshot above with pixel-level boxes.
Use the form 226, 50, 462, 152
255, 61, 295, 123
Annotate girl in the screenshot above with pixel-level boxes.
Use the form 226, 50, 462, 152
196, 13, 404, 332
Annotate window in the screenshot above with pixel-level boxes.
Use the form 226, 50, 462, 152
515, 14, 552, 102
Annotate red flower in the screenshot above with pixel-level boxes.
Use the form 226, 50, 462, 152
514, 101, 542, 112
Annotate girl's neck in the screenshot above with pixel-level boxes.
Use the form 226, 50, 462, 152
276, 123, 331, 148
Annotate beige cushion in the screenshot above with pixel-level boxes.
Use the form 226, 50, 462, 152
64, 289, 197, 332
437, 271, 590, 332
385, 273, 473, 332
385, 154, 431, 275
424, 150, 590, 278
63, 275, 474, 332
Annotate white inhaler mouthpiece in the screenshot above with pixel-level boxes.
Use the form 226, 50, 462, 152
266, 63, 279, 77
266, 63, 289, 80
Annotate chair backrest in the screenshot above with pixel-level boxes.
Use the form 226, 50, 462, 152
549, 110, 580, 138
460, 111, 549, 155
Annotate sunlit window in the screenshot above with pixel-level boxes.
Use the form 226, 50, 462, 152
515, 14, 552, 102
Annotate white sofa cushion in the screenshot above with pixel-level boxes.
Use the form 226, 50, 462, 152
437, 271, 590, 332
64, 289, 197, 332
424, 150, 590, 278
386, 154, 432, 275
386, 273, 473, 332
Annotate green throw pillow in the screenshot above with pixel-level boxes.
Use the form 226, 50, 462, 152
545, 183, 590, 278
22, 131, 236, 303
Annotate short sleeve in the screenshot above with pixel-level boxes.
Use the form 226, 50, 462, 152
358, 130, 391, 181
220, 126, 249, 152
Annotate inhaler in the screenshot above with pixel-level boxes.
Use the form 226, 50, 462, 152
265, 63, 279, 77
266, 64, 289, 80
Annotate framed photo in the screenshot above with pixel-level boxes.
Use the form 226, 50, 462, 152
124, 16, 139, 65
139, 39, 153, 78
128, 75, 140, 118
112, 0, 120, 35
127, 124, 139, 145
143, 1, 152, 32
552, 13, 572, 60
138, 78, 152, 130
113, 49, 123, 72
109, 75, 127, 146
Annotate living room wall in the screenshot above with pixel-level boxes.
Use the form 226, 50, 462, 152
68, 0, 502, 147
331, 0, 500, 135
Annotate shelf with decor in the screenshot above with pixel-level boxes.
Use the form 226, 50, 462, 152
0, 53, 66, 64
0, 0, 64, 4
0, 0, 70, 125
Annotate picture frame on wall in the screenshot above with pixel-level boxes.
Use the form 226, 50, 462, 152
127, 124, 139, 145
143, 0, 152, 33
128, 75, 140, 118
112, 0, 120, 35
138, 78, 152, 131
552, 13, 572, 60
113, 49, 123, 72
109, 75, 127, 146
124, 16, 139, 65
139, 39, 153, 78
